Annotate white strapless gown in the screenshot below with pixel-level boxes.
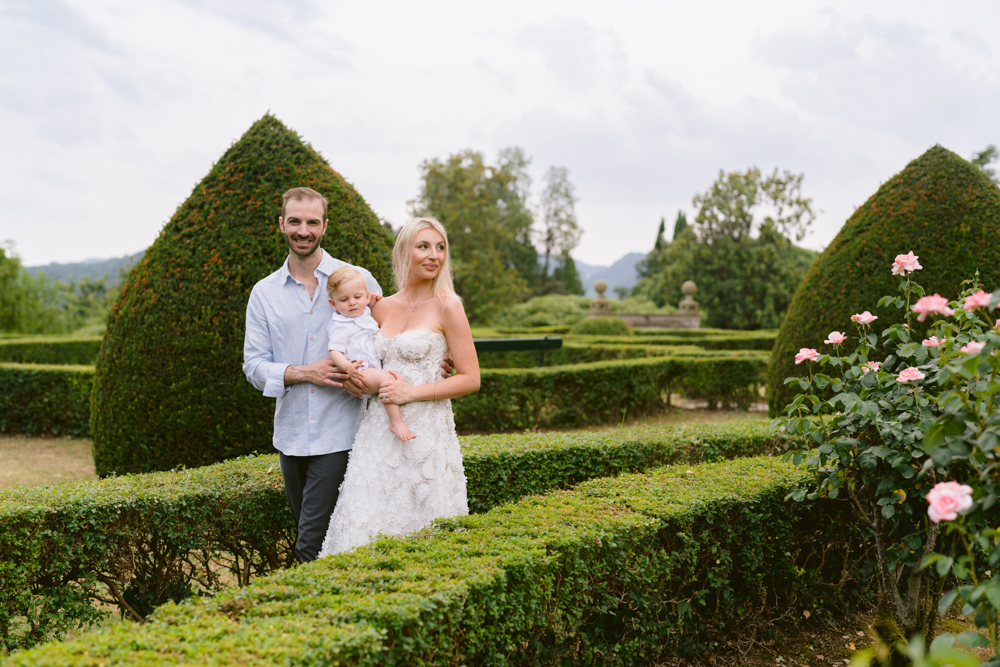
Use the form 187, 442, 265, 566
319, 329, 469, 556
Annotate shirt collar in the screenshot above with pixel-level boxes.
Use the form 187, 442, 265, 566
278, 249, 336, 284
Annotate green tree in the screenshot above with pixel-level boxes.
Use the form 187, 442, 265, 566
632, 168, 818, 329
672, 211, 688, 240
536, 166, 581, 293
971, 144, 998, 182
411, 148, 535, 323
549, 249, 584, 295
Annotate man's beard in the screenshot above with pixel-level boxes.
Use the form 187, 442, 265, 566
287, 235, 321, 258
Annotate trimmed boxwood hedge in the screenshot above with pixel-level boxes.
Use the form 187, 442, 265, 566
570, 331, 775, 350
5, 457, 866, 666
0, 421, 787, 652
0, 337, 101, 366
90, 114, 395, 476
0, 364, 92, 437
459, 353, 768, 431
0, 353, 767, 437
569, 316, 633, 336
769, 145, 1000, 416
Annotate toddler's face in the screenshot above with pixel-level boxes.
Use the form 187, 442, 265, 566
329, 277, 368, 318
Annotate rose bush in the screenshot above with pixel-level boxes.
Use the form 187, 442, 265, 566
776, 250, 1000, 663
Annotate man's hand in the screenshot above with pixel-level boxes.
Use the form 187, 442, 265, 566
440, 355, 455, 378
284, 357, 344, 388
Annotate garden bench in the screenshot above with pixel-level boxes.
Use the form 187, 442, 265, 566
473, 336, 563, 367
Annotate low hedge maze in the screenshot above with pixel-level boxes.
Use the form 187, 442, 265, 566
0, 421, 790, 653
0, 353, 768, 438
5, 456, 866, 666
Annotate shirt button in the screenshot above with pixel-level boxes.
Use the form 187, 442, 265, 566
311, 389, 315, 393
301, 286, 305, 291
311, 416, 315, 420
309, 311, 313, 314
310, 336, 314, 341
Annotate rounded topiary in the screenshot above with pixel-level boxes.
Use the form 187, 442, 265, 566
92, 115, 394, 475
570, 316, 633, 336
768, 145, 1000, 417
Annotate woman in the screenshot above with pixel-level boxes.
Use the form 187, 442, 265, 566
319, 217, 480, 556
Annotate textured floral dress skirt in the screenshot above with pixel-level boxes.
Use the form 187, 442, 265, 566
319, 329, 469, 556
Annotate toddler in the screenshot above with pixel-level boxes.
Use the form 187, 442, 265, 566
326, 266, 416, 441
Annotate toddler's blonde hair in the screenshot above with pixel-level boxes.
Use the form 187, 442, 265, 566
326, 266, 367, 301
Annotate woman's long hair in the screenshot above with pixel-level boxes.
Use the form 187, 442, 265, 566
392, 217, 457, 300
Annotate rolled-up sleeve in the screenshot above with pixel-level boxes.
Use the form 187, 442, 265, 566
243, 287, 289, 398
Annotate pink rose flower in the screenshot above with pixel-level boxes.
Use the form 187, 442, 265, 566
963, 290, 992, 311
926, 481, 973, 523
851, 311, 878, 325
794, 348, 820, 365
912, 294, 955, 322
922, 336, 944, 347
824, 331, 847, 346
896, 367, 926, 383
960, 341, 986, 354
861, 361, 881, 374
891, 251, 923, 276
996, 319, 1000, 329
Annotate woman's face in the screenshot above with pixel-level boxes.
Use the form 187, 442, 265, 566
409, 228, 446, 282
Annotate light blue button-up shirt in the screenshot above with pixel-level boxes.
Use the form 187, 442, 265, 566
242, 250, 382, 456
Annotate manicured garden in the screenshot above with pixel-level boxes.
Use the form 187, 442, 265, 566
5, 124, 1000, 667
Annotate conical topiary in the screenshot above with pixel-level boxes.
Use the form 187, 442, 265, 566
769, 145, 1000, 417
92, 115, 394, 474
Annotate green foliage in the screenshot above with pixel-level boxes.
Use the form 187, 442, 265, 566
0, 363, 92, 436
776, 268, 1000, 643
632, 168, 818, 329
537, 166, 582, 295
91, 114, 394, 476
970, 144, 998, 183
494, 295, 674, 328
0, 336, 101, 365
0, 454, 294, 652
769, 145, 1000, 417
573, 330, 775, 350
0, 242, 124, 335
0, 422, 789, 652
410, 148, 536, 322
494, 294, 591, 327
547, 249, 584, 295
6, 456, 869, 665
570, 316, 633, 336
456, 353, 768, 431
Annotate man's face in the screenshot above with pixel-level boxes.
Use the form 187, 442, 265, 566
279, 198, 327, 258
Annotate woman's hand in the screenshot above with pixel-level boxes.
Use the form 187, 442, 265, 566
378, 370, 412, 405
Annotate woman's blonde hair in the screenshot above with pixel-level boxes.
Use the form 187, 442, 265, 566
392, 217, 456, 299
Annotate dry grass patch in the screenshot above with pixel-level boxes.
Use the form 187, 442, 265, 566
0, 434, 96, 489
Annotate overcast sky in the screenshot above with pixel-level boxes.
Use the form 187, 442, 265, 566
2, 1, 998, 268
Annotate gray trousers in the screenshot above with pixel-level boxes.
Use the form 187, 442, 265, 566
278, 450, 350, 563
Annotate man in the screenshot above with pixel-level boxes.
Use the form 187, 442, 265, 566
242, 187, 381, 562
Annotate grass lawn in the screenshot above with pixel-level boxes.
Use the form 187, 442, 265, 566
0, 434, 96, 489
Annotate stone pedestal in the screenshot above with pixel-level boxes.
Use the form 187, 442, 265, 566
587, 280, 612, 317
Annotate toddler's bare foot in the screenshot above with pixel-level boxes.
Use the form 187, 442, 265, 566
389, 421, 417, 441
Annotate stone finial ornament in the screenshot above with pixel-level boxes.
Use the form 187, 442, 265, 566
678, 281, 699, 315
588, 280, 612, 317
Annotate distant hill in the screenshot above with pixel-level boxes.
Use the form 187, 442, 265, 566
26, 251, 145, 285
27, 248, 646, 296
576, 252, 645, 296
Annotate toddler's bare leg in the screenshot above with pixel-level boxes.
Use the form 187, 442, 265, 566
361, 369, 416, 441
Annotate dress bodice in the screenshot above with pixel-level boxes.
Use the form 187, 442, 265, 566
376, 329, 450, 388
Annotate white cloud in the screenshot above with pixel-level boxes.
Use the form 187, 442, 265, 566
1, 0, 999, 268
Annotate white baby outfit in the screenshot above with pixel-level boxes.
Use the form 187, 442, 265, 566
327, 307, 382, 372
